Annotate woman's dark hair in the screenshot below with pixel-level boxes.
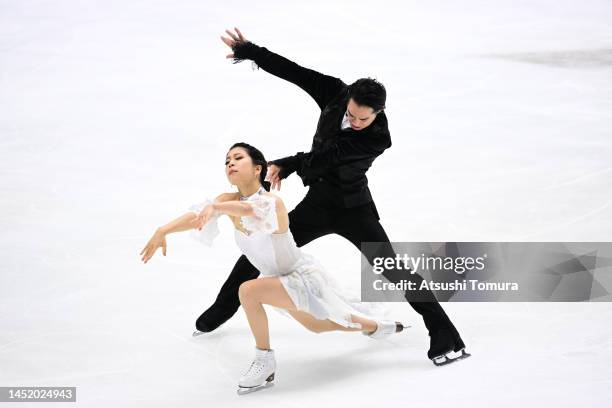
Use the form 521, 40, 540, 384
228, 142, 271, 191
348, 77, 386, 112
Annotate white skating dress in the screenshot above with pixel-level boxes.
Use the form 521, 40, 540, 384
188, 188, 386, 329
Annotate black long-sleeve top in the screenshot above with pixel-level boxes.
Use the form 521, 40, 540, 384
232, 41, 392, 208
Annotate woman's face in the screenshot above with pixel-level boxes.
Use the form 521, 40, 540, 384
225, 147, 260, 185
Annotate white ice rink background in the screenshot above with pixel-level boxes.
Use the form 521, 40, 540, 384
1, 0, 612, 406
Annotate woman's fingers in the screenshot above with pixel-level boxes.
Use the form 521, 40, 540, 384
196, 217, 204, 230
140, 240, 164, 263
190, 217, 199, 229
145, 246, 158, 263
140, 243, 151, 259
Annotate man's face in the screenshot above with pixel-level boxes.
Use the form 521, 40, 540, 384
345, 98, 378, 131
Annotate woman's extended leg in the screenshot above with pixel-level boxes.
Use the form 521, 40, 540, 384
239, 277, 379, 349
287, 310, 377, 334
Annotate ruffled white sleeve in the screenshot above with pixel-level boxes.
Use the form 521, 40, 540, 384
187, 198, 220, 246
240, 194, 279, 234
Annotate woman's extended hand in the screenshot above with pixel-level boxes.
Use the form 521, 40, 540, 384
267, 164, 282, 191
140, 229, 167, 263
194, 205, 216, 230
220, 27, 247, 59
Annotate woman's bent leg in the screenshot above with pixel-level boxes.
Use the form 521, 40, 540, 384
239, 277, 379, 349
238, 277, 297, 350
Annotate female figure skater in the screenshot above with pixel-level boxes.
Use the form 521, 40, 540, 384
140, 142, 404, 394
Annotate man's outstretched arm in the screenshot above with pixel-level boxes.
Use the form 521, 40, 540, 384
221, 28, 346, 110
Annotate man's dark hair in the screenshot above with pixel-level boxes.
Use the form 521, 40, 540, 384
348, 78, 386, 112
228, 142, 271, 191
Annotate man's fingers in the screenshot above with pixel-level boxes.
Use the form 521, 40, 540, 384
226, 53, 234, 59
225, 29, 239, 41
235, 27, 245, 41
220, 36, 234, 47
270, 174, 280, 190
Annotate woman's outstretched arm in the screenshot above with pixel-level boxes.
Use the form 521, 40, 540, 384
158, 212, 199, 235
141, 192, 236, 263
140, 212, 199, 263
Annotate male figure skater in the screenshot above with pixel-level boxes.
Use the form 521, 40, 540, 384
196, 27, 469, 365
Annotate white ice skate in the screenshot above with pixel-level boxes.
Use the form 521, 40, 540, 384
364, 320, 408, 340
237, 348, 276, 395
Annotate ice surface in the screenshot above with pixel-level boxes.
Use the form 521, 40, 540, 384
1, 0, 611, 406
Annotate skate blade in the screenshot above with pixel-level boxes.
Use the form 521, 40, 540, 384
237, 380, 274, 395
432, 349, 471, 366
192, 330, 206, 337
396, 322, 411, 333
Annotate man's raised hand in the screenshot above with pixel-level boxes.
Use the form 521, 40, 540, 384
220, 27, 247, 59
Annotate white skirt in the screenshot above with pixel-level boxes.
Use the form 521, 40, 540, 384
271, 253, 389, 329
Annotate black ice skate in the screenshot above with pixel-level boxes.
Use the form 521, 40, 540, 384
428, 327, 471, 366
431, 348, 471, 366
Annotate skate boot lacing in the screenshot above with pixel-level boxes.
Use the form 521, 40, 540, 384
243, 356, 266, 377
